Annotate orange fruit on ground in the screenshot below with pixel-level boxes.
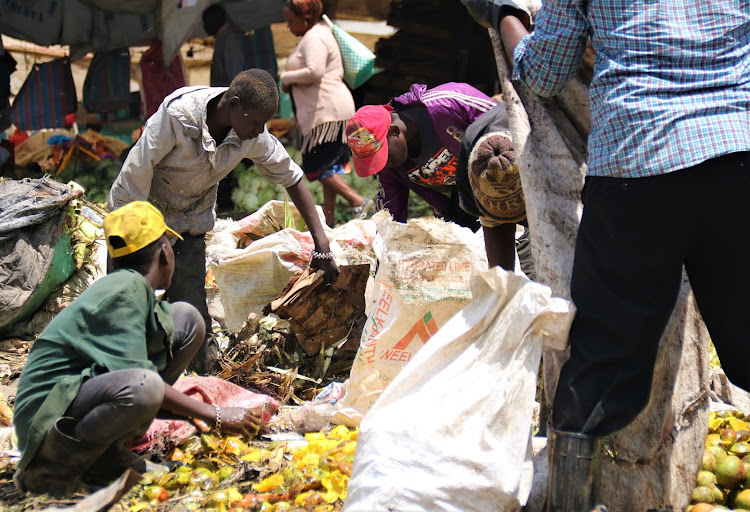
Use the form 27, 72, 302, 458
690, 503, 715, 512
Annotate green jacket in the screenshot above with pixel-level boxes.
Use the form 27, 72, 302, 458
13, 269, 174, 470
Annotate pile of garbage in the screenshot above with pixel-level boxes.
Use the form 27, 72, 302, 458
0, 177, 108, 339
688, 409, 750, 511
117, 425, 358, 511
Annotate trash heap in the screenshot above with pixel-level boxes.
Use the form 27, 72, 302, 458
0, 177, 108, 339
115, 425, 358, 511
688, 410, 750, 511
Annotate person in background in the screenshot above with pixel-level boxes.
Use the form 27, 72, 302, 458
280, 0, 372, 227
13, 201, 264, 497
202, 4, 280, 211
108, 69, 338, 375
346, 83, 527, 271
463, 0, 750, 509
202, 4, 278, 87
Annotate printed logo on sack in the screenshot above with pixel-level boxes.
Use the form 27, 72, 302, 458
359, 283, 394, 365
379, 311, 439, 363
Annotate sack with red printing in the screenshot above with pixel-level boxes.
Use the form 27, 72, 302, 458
332, 212, 488, 426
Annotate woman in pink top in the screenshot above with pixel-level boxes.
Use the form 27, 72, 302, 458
280, 0, 372, 227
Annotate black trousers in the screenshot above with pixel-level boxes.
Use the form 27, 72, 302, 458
553, 151, 750, 436
163, 233, 215, 373
164, 234, 212, 331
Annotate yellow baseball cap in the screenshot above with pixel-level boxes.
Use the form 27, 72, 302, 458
103, 201, 182, 258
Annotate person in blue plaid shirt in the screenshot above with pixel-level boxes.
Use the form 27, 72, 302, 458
464, 0, 750, 509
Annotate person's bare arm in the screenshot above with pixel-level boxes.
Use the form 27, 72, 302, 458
499, 12, 531, 62
286, 178, 340, 284
161, 383, 262, 437
483, 223, 517, 270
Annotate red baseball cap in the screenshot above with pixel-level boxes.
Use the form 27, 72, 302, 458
346, 105, 392, 177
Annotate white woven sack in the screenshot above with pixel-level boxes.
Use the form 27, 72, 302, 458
344, 268, 574, 512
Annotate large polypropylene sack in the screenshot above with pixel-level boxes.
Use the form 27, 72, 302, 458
487, 27, 711, 512
0, 178, 81, 330
207, 202, 337, 331
332, 212, 488, 426
344, 268, 573, 512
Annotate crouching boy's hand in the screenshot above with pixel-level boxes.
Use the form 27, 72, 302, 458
219, 406, 263, 438
163, 384, 265, 439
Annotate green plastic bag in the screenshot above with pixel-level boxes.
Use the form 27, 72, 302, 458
322, 14, 377, 90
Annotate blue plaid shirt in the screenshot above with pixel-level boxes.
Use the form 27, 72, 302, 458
513, 0, 750, 178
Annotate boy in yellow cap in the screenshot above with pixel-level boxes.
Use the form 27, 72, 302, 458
13, 201, 264, 496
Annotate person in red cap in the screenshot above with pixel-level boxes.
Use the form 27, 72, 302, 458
346, 82, 529, 272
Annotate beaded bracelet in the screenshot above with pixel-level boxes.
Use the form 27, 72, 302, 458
311, 250, 335, 260
212, 404, 222, 432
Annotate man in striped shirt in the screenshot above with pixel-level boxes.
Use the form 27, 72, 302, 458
466, 0, 750, 509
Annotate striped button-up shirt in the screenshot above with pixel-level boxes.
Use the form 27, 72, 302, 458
513, 0, 750, 178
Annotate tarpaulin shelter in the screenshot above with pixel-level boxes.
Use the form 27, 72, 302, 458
0, 0, 285, 66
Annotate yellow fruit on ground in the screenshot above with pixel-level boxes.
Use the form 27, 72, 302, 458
692, 486, 717, 504
710, 416, 725, 432
736, 489, 750, 510
252, 473, 284, 493
707, 445, 728, 463
327, 425, 350, 439
730, 442, 750, 456
697, 471, 717, 487
711, 484, 727, 505
728, 417, 749, 432
690, 502, 715, 511
716, 455, 746, 490
720, 429, 738, 450
728, 488, 741, 508
703, 451, 718, 472
707, 433, 722, 447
